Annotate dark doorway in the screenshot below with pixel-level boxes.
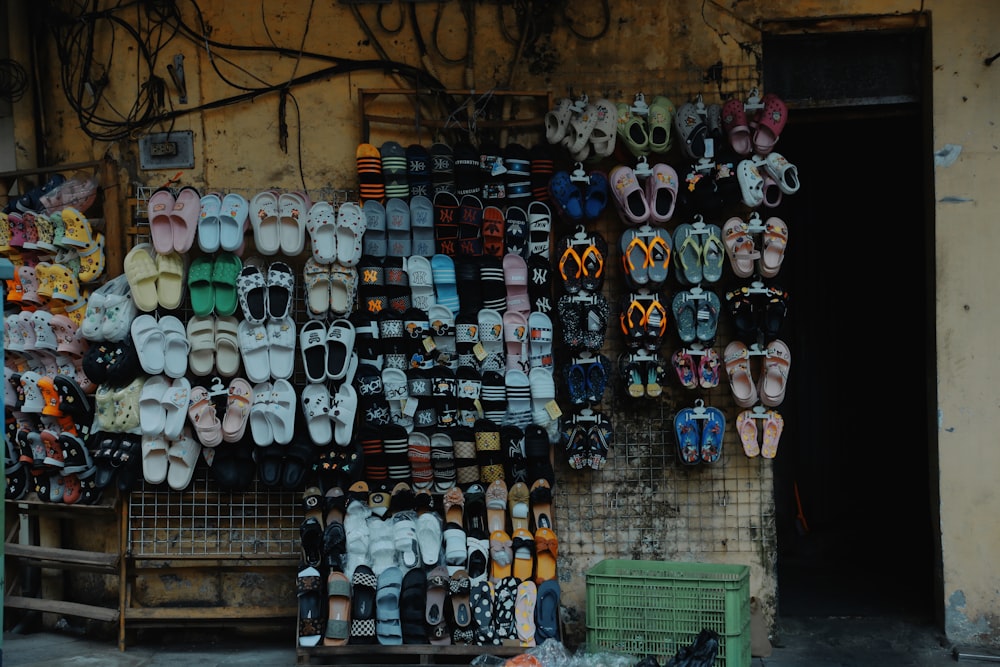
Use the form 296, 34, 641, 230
769, 109, 936, 619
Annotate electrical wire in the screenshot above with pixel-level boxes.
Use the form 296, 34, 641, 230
376, 2, 405, 36
563, 0, 610, 41
431, 0, 469, 65
0, 59, 30, 103
44, 0, 449, 143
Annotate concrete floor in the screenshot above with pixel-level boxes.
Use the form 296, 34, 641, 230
0, 615, 970, 667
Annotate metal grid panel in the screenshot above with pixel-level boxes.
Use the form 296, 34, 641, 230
550, 63, 776, 561
127, 184, 354, 559
128, 473, 301, 558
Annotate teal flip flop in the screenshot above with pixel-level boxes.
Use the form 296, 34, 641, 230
672, 291, 697, 344
701, 223, 726, 283
673, 223, 703, 285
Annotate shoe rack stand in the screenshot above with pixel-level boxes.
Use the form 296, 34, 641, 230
2, 158, 127, 637
359, 89, 551, 145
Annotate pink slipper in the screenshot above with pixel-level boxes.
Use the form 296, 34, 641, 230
761, 409, 785, 459
147, 188, 175, 254
170, 185, 201, 253
737, 410, 760, 457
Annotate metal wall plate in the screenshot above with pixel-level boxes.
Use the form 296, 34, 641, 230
138, 131, 195, 170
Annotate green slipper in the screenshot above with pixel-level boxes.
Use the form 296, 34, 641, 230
212, 252, 243, 317
187, 256, 215, 317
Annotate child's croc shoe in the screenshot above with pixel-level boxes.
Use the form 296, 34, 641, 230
50, 213, 67, 249
608, 165, 649, 226
7, 212, 25, 248
61, 207, 94, 248
0, 212, 11, 253
722, 97, 753, 156
78, 233, 105, 283
615, 102, 649, 157
673, 102, 708, 160
32, 212, 57, 251
19, 212, 40, 250
753, 93, 788, 156
647, 95, 676, 154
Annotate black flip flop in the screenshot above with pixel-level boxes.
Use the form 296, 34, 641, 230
535, 580, 562, 642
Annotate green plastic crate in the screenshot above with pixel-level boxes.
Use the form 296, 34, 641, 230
586, 559, 751, 667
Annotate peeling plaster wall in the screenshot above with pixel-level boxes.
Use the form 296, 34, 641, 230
8, 0, 1000, 650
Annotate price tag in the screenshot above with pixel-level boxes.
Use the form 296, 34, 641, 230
473, 342, 488, 361
545, 400, 563, 420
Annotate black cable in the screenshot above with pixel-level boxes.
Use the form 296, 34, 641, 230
0, 59, 30, 103
45, 0, 451, 142
431, 0, 468, 65
376, 2, 405, 36
563, 0, 610, 41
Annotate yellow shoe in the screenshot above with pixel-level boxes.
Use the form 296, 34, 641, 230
61, 207, 94, 248
78, 232, 105, 283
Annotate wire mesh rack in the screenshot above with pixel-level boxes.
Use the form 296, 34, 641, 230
128, 473, 302, 558
127, 183, 355, 560
125, 57, 776, 564
547, 62, 777, 562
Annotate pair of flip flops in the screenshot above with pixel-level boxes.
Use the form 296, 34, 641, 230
563, 411, 612, 470
563, 354, 611, 405
671, 347, 721, 390
619, 351, 669, 400
675, 403, 726, 465
620, 226, 671, 289
619, 295, 668, 352
672, 288, 721, 345
736, 407, 785, 459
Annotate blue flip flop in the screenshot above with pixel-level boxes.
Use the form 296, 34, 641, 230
565, 363, 587, 404
674, 407, 701, 465
586, 358, 607, 404
701, 406, 726, 464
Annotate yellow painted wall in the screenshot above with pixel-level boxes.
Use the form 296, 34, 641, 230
7, 0, 1000, 649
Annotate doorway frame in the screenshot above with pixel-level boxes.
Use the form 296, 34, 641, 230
759, 11, 942, 626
